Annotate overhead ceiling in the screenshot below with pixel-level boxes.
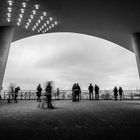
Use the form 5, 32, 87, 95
1, 0, 140, 52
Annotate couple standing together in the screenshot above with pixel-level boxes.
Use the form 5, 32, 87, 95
37, 82, 54, 109
88, 83, 100, 100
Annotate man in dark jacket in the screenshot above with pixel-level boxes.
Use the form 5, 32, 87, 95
113, 86, 118, 100
95, 84, 100, 100
76, 83, 81, 101
119, 87, 123, 100
88, 83, 94, 100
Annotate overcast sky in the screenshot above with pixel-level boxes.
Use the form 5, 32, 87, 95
3, 33, 140, 90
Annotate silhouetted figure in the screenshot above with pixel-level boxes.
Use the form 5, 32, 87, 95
95, 84, 100, 100
119, 87, 123, 100
56, 88, 60, 100
72, 83, 77, 101
8, 83, 15, 103
113, 86, 118, 100
76, 83, 81, 101
88, 83, 94, 100
36, 84, 42, 102
14, 86, 20, 103
44, 82, 54, 109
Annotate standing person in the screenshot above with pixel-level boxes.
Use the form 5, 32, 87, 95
113, 86, 118, 100
36, 84, 42, 102
7, 83, 15, 103
72, 83, 77, 102
119, 87, 123, 100
14, 86, 20, 103
56, 88, 60, 100
45, 82, 54, 109
77, 83, 81, 101
95, 84, 100, 100
88, 83, 94, 100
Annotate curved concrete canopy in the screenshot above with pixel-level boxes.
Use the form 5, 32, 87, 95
1, 0, 140, 52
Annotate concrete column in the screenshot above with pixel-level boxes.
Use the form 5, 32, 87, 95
0, 26, 14, 91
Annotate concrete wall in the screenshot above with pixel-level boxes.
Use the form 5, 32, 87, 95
132, 33, 140, 79
0, 26, 14, 90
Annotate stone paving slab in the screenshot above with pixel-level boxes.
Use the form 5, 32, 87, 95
0, 100, 140, 140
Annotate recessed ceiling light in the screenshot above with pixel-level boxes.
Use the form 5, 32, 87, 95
47, 20, 49, 24
55, 21, 58, 25
18, 18, 21, 22
17, 22, 20, 26
28, 19, 31, 22
30, 15, 34, 19
43, 12, 47, 16
19, 14, 23, 18
34, 4, 39, 10
25, 25, 28, 29
20, 9, 25, 13
40, 16, 43, 20
49, 17, 53, 21
7, 18, 11, 22
22, 2, 27, 8
32, 10, 36, 15
8, 0, 13, 6
7, 7, 12, 12
7, 13, 11, 17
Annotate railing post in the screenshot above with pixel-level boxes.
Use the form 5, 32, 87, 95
29, 91, 30, 100
131, 92, 133, 100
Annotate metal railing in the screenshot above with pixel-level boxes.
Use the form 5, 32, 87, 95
0, 90, 140, 100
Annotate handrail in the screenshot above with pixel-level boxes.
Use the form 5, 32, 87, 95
0, 90, 140, 100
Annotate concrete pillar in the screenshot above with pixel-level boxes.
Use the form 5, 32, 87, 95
0, 26, 14, 91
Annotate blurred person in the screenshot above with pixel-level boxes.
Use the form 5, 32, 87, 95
76, 83, 81, 101
72, 83, 77, 102
36, 84, 42, 102
113, 86, 118, 100
119, 87, 123, 100
95, 84, 100, 100
88, 83, 94, 100
56, 88, 60, 100
41, 81, 54, 109
14, 86, 20, 103
7, 83, 16, 103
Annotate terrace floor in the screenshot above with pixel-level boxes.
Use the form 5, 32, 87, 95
0, 100, 140, 140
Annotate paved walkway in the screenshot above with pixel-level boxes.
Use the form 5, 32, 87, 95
0, 100, 140, 140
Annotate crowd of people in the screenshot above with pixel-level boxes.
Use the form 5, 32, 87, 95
0, 82, 124, 109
